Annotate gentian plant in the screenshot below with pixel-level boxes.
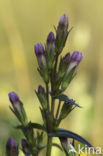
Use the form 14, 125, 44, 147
6, 14, 94, 156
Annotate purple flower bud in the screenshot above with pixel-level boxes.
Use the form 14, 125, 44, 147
47, 32, 55, 44
34, 43, 45, 56
38, 85, 45, 95
46, 32, 55, 70
66, 52, 83, 76
21, 139, 29, 153
61, 52, 83, 90
63, 53, 70, 64
8, 92, 20, 104
70, 51, 83, 65
58, 14, 68, 29
8, 92, 21, 113
34, 43, 47, 68
6, 137, 18, 156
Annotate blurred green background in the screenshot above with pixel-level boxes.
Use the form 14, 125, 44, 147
0, 0, 103, 155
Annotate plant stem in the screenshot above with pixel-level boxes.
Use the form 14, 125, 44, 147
56, 100, 61, 119
51, 98, 55, 114
46, 54, 59, 156
46, 83, 50, 112
46, 137, 52, 156
51, 54, 59, 113
54, 54, 59, 74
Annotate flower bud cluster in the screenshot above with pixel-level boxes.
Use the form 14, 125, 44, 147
7, 14, 84, 156
34, 14, 69, 82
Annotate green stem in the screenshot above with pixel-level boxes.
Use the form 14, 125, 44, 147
56, 100, 61, 119
46, 137, 52, 156
51, 55, 59, 114
54, 55, 59, 74
51, 98, 55, 114
46, 83, 50, 112
46, 54, 59, 156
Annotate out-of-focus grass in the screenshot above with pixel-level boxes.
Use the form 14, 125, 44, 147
0, 0, 103, 155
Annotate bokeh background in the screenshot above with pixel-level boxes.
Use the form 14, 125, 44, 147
0, 0, 103, 155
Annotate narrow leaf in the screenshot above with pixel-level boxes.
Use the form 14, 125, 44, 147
28, 122, 46, 131
52, 94, 81, 108
48, 128, 94, 149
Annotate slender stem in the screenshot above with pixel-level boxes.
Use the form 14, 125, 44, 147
51, 98, 55, 114
54, 55, 59, 74
56, 100, 61, 119
46, 137, 52, 156
46, 83, 50, 112
46, 54, 59, 156
45, 82, 53, 156
51, 55, 59, 113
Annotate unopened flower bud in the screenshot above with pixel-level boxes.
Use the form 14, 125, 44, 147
58, 53, 70, 78
34, 43, 47, 68
47, 32, 55, 44
8, 92, 20, 104
36, 85, 47, 110
8, 92, 21, 113
70, 51, 83, 66
35, 43, 45, 56
66, 51, 83, 74
61, 52, 83, 90
56, 14, 69, 54
21, 139, 29, 153
63, 52, 70, 64
6, 137, 18, 156
58, 14, 68, 30
46, 32, 55, 70
38, 85, 45, 95
8, 92, 28, 125
34, 43, 49, 82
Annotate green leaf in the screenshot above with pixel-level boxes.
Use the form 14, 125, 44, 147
53, 94, 81, 108
16, 125, 25, 130
48, 128, 94, 149
16, 122, 46, 132
28, 122, 46, 131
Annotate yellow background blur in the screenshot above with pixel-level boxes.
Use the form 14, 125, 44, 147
0, 0, 103, 155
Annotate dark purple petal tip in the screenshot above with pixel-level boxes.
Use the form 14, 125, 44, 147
8, 92, 20, 104
6, 137, 18, 150
21, 139, 29, 149
71, 51, 83, 64
63, 52, 70, 64
59, 14, 68, 28
34, 43, 45, 56
38, 85, 45, 95
47, 32, 55, 44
